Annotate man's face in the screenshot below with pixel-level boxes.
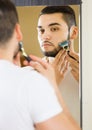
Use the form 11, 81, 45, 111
37, 13, 69, 57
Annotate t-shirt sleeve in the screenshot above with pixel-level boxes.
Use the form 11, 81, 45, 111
28, 74, 63, 123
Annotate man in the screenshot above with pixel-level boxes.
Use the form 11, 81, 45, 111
0, 0, 81, 130
36, 6, 80, 124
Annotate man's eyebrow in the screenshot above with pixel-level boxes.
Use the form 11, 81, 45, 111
48, 23, 61, 26
37, 23, 61, 28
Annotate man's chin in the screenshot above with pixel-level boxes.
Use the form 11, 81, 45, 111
42, 51, 58, 57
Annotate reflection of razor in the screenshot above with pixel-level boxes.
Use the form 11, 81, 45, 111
59, 40, 69, 50
19, 41, 32, 62
67, 51, 79, 63
59, 41, 79, 62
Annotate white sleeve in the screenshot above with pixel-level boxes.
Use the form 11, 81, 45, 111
28, 74, 63, 123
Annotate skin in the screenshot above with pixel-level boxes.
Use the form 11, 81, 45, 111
37, 13, 79, 84
66, 51, 79, 82
37, 13, 69, 56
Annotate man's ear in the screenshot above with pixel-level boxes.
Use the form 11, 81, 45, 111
15, 23, 23, 41
69, 26, 78, 40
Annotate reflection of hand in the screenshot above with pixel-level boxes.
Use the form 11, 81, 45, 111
23, 50, 69, 86
52, 50, 69, 86
67, 51, 79, 82
23, 55, 57, 87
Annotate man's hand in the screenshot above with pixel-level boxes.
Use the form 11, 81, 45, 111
67, 51, 79, 82
52, 50, 69, 86
23, 50, 69, 87
23, 55, 57, 87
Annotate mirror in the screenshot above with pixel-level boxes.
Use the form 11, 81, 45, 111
17, 5, 81, 126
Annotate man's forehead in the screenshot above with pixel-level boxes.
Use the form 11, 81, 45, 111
38, 13, 64, 27
38, 13, 65, 26
39, 13, 63, 20
37, 22, 61, 28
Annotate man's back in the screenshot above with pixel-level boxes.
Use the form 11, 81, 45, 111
0, 60, 62, 130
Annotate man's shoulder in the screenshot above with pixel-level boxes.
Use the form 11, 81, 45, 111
21, 66, 50, 86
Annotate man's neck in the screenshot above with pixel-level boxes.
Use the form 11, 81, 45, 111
43, 56, 55, 63
0, 49, 12, 62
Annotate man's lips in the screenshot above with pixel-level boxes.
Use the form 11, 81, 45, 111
42, 43, 52, 47
42, 41, 53, 47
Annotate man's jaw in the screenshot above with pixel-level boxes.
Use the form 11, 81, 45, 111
41, 41, 62, 57
42, 49, 60, 57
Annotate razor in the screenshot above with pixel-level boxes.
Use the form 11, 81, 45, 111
19, 41, 32, 62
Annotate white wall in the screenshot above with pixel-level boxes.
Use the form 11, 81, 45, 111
82, 0, 92, 129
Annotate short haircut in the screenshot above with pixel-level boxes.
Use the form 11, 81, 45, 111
0, 0, 19, 45
39, 6, 77, 28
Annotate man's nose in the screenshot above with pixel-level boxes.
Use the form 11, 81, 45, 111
42, 31, 51, 40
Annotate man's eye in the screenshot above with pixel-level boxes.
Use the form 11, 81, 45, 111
51, 27, 59, 32
38, 29, 45, 34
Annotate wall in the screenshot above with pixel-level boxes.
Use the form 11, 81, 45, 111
17, 6, 44, 57
82, 0, 92, 129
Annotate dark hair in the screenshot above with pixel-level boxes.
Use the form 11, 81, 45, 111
39, 6, 77, 28
0, 0, 19, 45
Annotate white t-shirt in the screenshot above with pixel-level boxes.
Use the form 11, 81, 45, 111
0, 60, 62, 130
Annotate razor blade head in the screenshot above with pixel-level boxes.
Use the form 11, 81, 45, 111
18, 41, 32, 62
59, 40, 69, 50
19, 41, 23, 51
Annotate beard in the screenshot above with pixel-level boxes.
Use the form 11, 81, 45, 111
42, 46, 62, 57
